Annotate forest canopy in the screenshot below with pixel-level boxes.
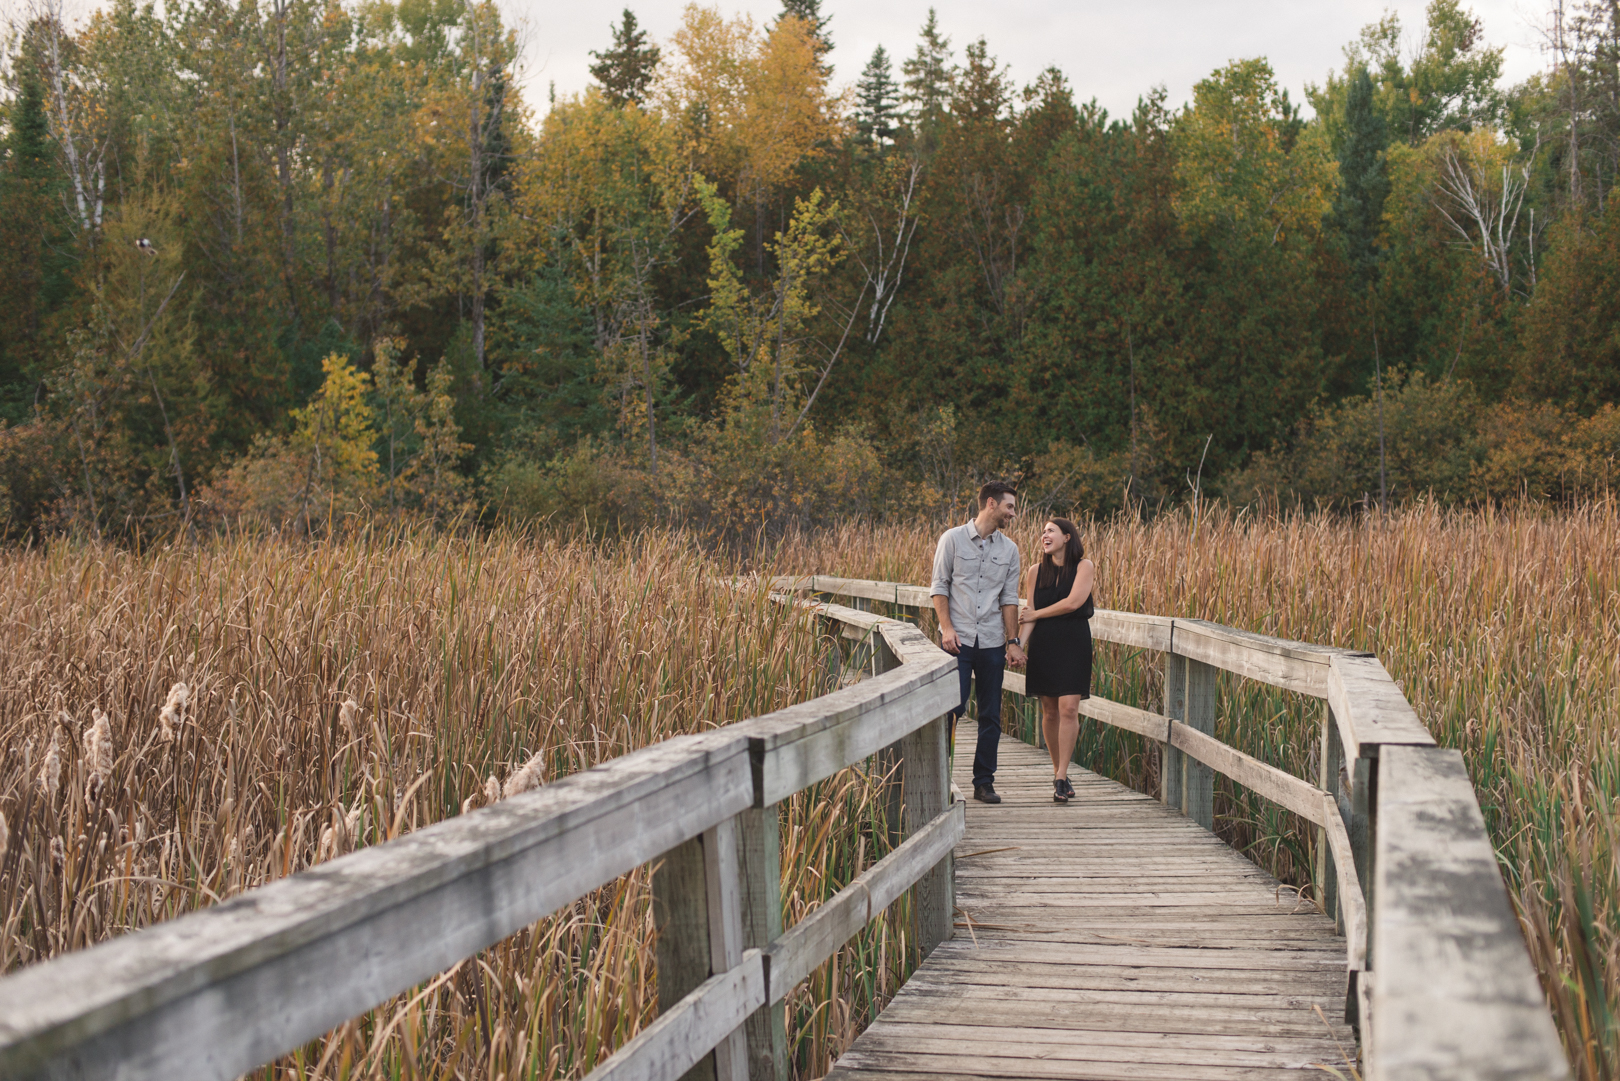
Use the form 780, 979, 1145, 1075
1, 0, 1618, 539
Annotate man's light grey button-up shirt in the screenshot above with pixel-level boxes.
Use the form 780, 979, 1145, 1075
930, 521, 1021, 648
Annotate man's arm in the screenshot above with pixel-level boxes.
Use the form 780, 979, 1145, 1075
1002, 603, 1026, 666
1001, 543, 1025, 665
930, 532, 960, 655
932, 595, 960, 654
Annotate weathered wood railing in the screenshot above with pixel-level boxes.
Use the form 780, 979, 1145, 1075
777, 575, 1570, 1081
0, 605, 962, 1081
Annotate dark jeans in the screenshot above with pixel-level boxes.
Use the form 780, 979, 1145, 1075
950, 642, 1005, 789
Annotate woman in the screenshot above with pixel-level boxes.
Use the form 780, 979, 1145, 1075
1018, 518, 1095, 803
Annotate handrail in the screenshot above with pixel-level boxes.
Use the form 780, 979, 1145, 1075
780, 574, 1569, 1081
0, 602, 964, 1081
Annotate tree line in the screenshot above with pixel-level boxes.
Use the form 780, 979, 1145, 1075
1, 0, 1618, 540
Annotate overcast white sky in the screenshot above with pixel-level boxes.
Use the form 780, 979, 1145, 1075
510, 0, 1552, 120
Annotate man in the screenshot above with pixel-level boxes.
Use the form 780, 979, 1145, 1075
931, 481, 1026, 804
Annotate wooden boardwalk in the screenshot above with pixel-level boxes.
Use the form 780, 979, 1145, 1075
830, 738, 1356, 1081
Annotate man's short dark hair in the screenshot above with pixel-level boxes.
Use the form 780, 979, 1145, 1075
979, 481, 1017, 508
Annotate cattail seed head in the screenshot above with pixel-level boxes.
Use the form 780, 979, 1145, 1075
483, 774, 501, 805
339, 697, 361, 733
158, 682, 187, 744
84, 708, 114, 807
49, 835, 65, 875
502, 752, 545, 799
38, 727, 61, 803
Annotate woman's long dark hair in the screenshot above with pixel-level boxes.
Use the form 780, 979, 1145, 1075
1037, 518, 1085, 589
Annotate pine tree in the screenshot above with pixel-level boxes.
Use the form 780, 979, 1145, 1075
1333, 66, 1390, 286
0, 66, 74, 416
588, 9, 661, 107
901, 8, 955, 130
778, 0, 832, 55
855, 46, 900, 147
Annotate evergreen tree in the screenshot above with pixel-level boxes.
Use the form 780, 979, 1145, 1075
0, 65, 74, 418
855, 46, 900, 147
901, 8, 955, 130
482, 62, 514, 195
778, 0, 832, 56
589, 9, 661, 107
1333, 66, 1391, 286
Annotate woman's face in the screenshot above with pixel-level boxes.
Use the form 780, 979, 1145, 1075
1040, 521, 1066, 555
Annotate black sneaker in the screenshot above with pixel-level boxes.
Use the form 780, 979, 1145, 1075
973, 784, 1002, 804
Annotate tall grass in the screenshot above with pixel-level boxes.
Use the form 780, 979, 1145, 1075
4, 505, 1616, 1078
780, 499, 1620, 1079
0, 527, 911, 1079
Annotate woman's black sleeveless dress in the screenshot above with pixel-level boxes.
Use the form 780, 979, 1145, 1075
1025, 563, 1093, 698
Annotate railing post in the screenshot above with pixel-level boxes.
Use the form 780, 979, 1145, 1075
1318, 702, 1344, 930
1162, 652, 1186, 811
850, 597, 873, 676
1182, 659, 1217, 830
873, 637, 906, 850
1351, 753, 1374, 917
654, 817, 748, 1081
901, 713, 954, 958
738, 807, 786, 1081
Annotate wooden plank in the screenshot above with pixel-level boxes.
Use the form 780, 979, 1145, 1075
737, 646, 957, 805
1163, 653, 1187, 811
768, 575, 929, 610
833, 1054, 1342, 1081
0, 732, 753, 1081
704, 818, 748, 1081
859, 999, 1354, 1039
657, 834, 717, 1081
736, 807, 786, 1081
1317, 703, 1343, 930
900, 715, 953, 958
1079, 696, 1172, 742
877, 621, 941, 662
1181, 659, 1218, 829
1169, 619, 1348, 698
1002, 675, 1171, 745
1090, 609, 1175, 652
1325, 654, 1435, 759
1369, 746, 1567, 1081
1167, 722, 1327, 827
764, 802, 964, 1002
587, 951, 767, 1081
856, 1024, 1344, 1059
912, 968, 1346, 999
1319, 796, 1366, 973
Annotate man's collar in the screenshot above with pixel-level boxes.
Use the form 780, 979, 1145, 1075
967, 518, 998, 540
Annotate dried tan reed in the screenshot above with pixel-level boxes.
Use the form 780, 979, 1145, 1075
0, 527, 900, 1079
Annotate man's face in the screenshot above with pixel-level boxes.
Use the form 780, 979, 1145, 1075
987, 494, 1016, 529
